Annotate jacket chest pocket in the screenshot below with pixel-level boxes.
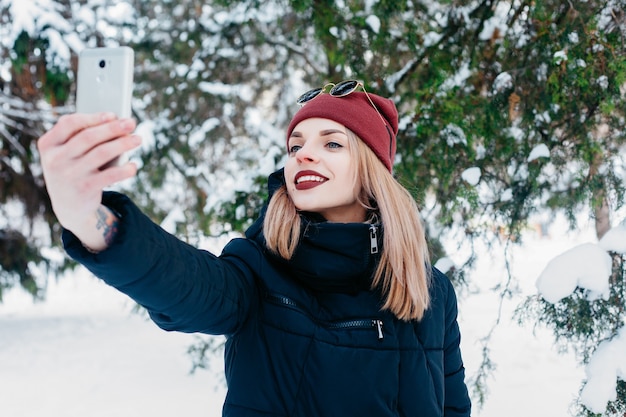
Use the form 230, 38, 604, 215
263, 292, 385, 343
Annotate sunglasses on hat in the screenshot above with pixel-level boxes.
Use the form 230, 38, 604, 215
296, 80, 389, 128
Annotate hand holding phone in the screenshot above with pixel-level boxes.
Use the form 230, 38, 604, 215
38, 112, 140, 250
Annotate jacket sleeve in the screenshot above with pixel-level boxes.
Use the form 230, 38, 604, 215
439, 269, 472, 417
62, 191, 257, 335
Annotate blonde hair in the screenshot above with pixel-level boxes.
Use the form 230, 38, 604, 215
264, 130, 431, 321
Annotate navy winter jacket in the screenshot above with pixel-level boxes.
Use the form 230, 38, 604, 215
63, 174, 471, 417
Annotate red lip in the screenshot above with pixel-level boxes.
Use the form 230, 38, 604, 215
294, 170, 328, 190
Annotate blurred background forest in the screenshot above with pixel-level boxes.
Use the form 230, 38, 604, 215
1, 0, 625, 415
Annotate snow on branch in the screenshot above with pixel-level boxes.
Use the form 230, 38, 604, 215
536, 224, 626, 413
0, 93, 70, 124
536, 243, 612, 304
580, 326, 626, 413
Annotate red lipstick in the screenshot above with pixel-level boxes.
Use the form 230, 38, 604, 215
294, 170, 328, 190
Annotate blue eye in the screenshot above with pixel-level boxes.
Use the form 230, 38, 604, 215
289, 145, 302, 154
327, 142, 343, 149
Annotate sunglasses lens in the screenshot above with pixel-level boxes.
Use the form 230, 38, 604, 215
329, 80, 359, 97
296, 80, 388, 129
296, 88, 323, 104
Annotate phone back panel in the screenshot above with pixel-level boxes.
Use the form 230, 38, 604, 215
76, 47, 134, 118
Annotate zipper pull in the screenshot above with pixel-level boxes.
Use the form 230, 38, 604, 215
369, 225, 379, 254
373, 319, 384, 340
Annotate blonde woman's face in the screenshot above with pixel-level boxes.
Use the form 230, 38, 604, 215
285, 118, 366, 223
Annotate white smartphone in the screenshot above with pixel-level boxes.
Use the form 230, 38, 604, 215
76, 46, 134, 118
76, 47, 134, 167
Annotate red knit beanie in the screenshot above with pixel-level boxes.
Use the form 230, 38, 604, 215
286, 91, 399, 171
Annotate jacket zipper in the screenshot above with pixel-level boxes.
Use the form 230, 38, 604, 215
265, 293, 384, 340
369, 224, 379, 254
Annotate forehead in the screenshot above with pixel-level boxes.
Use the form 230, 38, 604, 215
291, 117, 346, 134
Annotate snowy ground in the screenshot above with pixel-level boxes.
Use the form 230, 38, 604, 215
0, 218, 597, 417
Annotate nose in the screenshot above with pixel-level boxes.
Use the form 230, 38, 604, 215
295, 142, 319, 164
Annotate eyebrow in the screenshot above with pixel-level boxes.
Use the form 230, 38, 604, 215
290, 129, 347, 138
320, 129, 347, 136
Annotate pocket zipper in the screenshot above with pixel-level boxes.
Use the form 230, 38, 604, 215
265, 293, 385, 340
328, 318, 384, 340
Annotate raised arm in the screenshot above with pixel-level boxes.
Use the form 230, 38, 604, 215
37, 112, 141, 252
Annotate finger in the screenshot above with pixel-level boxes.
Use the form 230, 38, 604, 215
68, 118, 137, 160
95, 160, 139, 189
56, 161, 138, 218
38, 112, 118, 150
81, 134, 142, 171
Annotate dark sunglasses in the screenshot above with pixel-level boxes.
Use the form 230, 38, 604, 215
296, 80, 388, 128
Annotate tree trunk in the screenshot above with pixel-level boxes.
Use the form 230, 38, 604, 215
594, 194, 611, 240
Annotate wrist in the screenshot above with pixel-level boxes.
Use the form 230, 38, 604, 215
94, 205, 120, 247
67, 205, 120, 253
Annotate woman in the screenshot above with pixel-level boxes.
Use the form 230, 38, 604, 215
38, 81, 471, 416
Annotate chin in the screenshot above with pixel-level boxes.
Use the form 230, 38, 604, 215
294, 204, 322, 214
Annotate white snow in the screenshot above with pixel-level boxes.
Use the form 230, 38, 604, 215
423, 31, 443, 47
441, 123, 467, 146
477, 2, 510, 41
553, 50, 568, 65
461, 167, 481, 186
492, 72, 513, 92
599, 224, 626, 254
527, 144, 550, 162
434, 256, 455, 274
499, 188, 513, 202
597, 75, 610, 90
580, 326, 626, 413
106, 1, 135, 24
0, 271, 226, 417
536, 242, 612, 303
366, 15, 381, 34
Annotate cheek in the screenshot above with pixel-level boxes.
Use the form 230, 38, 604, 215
351, 175, 365, 202
344, 163, 361, 193
284, 160, 295, 182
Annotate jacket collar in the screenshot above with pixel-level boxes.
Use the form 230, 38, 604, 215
246, 169, 382, 294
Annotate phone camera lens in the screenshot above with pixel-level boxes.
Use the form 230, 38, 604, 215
99, 60, 106, 68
